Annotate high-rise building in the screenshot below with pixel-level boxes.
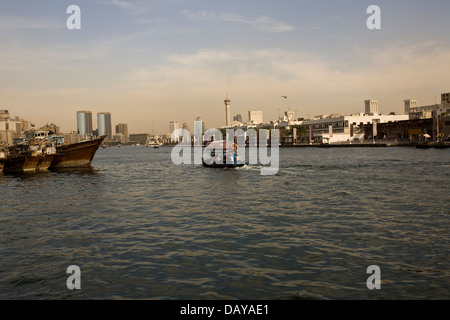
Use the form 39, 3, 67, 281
364, 100, 379, 115
442, 92, 450, 104
195, 117, 205, 133
77, 111, 93, 138
224, 96, 231, 126
169, 121, 181, 133
97, 112, 112, 140
169, 121, 181, 141
115, 123, 129, 143
248, 110, 263, 124
233, 114, 243, 123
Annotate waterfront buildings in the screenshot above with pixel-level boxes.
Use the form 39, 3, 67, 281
365, 100, 379, 115
115, 123, 129, 143
248, 110, 264, 125
303, 104, 409, 143
129, 133, 149, 145
0, 110, 30, 144
97, 112, 112, 140
195, 117, 205, 134
169, 121, 181, 141
405, 93, 450, 119
233, 114, 243, 123
77, 111, 93, 138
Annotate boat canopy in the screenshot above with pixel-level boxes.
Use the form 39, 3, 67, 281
204, 140, 237, 151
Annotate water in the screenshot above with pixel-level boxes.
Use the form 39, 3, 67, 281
0, 146, 449, 300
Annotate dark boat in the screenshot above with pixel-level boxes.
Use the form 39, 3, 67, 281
2, 143, 29, 172
23, 153, 55, 172
202, 141, 247, 169
202, 160, 246, 168
1, 133, 106, 173
0, 148, 4, 171
2, 145, 56, 173
50, 135, 106, 168
415, 143, 433, 149
433, 142, 450, 149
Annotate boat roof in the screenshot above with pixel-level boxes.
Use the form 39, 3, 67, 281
205, 140, 236, 150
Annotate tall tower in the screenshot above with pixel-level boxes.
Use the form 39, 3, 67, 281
77, 111, 93, 138
224, 95, 231, 126
97, 112, 112, 140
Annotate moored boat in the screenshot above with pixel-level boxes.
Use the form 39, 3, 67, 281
50, 135, 106, 168
1, 131, 105, 173
0, 147, 7, 171
415, 142, 433, 149
433, 141, 450, 149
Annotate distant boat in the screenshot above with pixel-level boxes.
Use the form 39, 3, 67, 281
146, 135, 163, 148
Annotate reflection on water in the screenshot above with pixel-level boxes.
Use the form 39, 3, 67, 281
0, 146, 449, 299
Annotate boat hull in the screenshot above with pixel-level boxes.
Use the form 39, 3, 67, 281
50, 136, 106, 168
415, 143, 433, 149
2, 154, 26, 172
23, 154, 41, 172
202, 160, 246, 168
433, 142, 450, 149
37, 154, 55, 171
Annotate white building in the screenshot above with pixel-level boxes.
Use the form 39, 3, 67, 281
405, 93, 450, 119
0, 110, 27, 145
365, 100, 379, 115
248, 110, 263, 124
303, 99, 409, 143
169, 121, 182, 142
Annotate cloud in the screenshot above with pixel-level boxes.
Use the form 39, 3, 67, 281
0, 15, 59, 30
97, 0, 156, 15
181, 10, 295, 33
124, 42, 450, 118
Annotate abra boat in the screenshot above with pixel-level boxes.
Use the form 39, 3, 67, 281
202, 141, 247, 169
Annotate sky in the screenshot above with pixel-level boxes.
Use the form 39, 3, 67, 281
1, 0, 450, 134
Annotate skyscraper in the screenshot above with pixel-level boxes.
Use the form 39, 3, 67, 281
115, 123, 129, 143
77, 111, 93, 138
169, 121, 181, 133
97, 112, 112, 140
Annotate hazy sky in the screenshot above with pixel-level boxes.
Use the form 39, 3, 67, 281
1, 0, 450, 134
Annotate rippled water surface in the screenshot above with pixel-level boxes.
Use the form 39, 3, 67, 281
1, 146, 449, 299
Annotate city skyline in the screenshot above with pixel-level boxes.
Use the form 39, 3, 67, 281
1, 0, 450, 134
